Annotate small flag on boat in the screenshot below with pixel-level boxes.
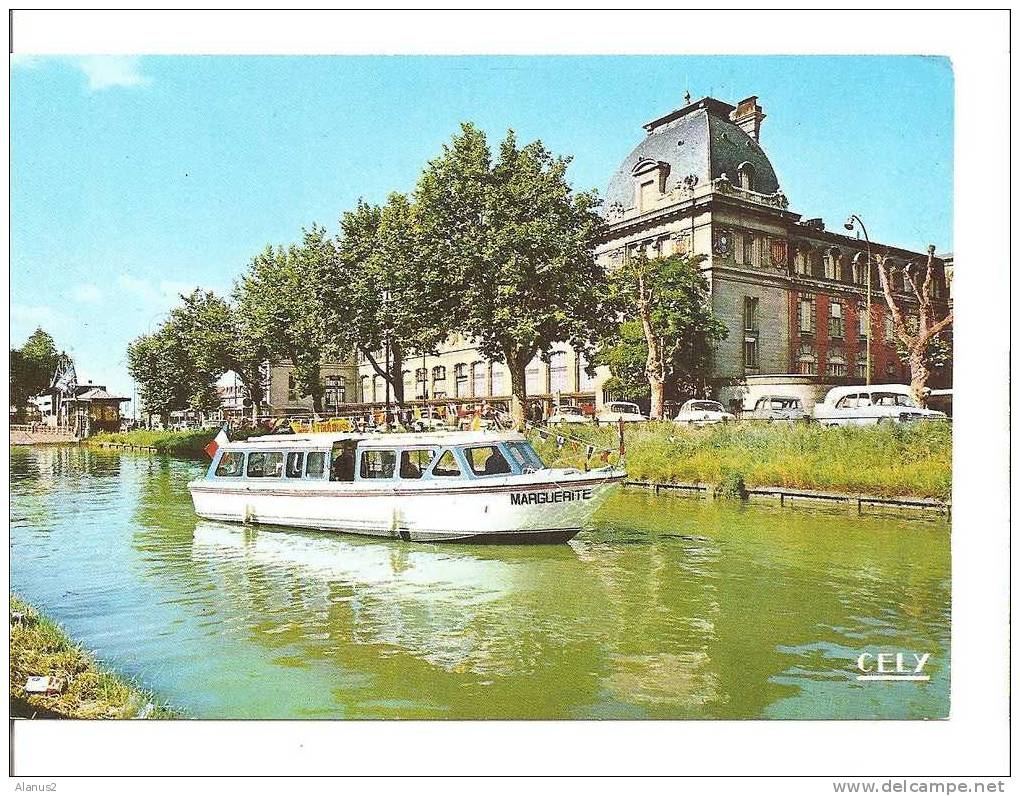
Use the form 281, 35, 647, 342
204, 426, 229, 459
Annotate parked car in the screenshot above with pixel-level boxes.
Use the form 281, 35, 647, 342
745, 395, 809, 423
547, 405, 590, 425
926, 388, 953, 418
813, 384, 947, 427
672, 399, 735, 426
596, 401, 647, 424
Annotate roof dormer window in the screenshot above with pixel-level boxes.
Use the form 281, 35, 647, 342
631, 158, 669, 212
736, 161, 756, 191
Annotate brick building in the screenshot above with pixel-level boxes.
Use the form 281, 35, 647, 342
594, 93, 951, 410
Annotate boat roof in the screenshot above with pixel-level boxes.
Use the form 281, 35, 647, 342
227, 431, 528, 449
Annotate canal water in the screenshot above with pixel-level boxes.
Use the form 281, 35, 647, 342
10, 446, 950, 720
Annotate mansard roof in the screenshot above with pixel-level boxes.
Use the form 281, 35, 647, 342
604, 96, 780, 213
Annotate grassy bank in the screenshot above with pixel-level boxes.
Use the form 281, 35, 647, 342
88, 426, 271, 457
10, 596, 176, 719
530, 420, 952, 501
88, 427, 216, 456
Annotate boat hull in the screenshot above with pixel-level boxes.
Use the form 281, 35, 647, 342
188, 470, 624, 544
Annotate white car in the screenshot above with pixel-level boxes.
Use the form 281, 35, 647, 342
813, 384, 947, 427
596, 401, 647, 424
746, 395, 809, 423
547, 405, 591, 425
673, 399, 735, 426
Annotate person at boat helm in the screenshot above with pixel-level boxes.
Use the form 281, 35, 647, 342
330, 444, 356, 481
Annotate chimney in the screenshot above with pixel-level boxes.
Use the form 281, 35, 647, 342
730, 95, 766, 141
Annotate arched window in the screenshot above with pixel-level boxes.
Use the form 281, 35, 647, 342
549, 351, 568, 394
491, 363, 505, 396
797, 343, 817, 375
324, 375, 346, 412
855, 352, 868, 380
525, 357, 543, 394
471, 362, 486, 397
823, 248, 838, 280
736, 161, 756, 191
431, 365, 447, 399
852, 251, 869, 286
809, 248, 825, 279
631, 159, 669, 213
826, 348, 846, 378
794, 246, 809, 275
453, 363, 468, 398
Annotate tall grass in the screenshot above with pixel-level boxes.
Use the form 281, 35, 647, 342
88, 427, 265, 458
10, 595, 177, 719
531, 420, 952, 500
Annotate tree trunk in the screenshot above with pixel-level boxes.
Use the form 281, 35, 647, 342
649, 377, 665, 421
908, 348, 931, 407
390, 343, 405, 407
505, 353, 528, 430
638, 291, 666, 420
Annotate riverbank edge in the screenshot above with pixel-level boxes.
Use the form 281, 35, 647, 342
10, 595, 178, 719
80, 425, 950, 511
622, 480, 949, 515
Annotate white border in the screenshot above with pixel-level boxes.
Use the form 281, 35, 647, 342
5, 7, 1011, 781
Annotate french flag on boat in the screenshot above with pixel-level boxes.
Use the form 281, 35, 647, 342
203, 426, 230, 459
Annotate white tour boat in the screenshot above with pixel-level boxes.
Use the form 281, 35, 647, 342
188, 431, 625, 543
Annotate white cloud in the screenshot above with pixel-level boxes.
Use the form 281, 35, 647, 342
114, 274, 216, 311
11, 303, 64, 332
73, 56, 150, 91
72, 283, 103, 303
11, 55, 150, 91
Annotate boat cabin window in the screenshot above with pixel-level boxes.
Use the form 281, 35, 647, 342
247, 451, 284, 478
305, 451, 327, 479
400, 448, 437, 479
431, 449, 462, 478
359, 449, 396, 480
330, 441, 358, 482
506, 441, 546, 471
215, 451, 245, 477
286, 452, 304, 479
465, 445, 512, 476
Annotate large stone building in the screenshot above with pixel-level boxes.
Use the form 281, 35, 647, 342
595, 93, 951, 410
266, 91, 950, 418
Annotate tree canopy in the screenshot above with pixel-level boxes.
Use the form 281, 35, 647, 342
415, 124, 610, 426
235, 229, 332, 413
10, 328, 63, 410
598, 253, 727, 419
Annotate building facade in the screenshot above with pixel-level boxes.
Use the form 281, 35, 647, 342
268, 92, 951, 417
595, 93, 951, 410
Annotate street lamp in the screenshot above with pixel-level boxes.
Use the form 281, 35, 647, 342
382, 289, 391, 430
844, 214, 873, 386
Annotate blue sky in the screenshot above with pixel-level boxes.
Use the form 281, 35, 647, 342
10, 55, 953, 403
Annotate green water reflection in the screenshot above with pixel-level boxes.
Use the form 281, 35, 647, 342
10, 446, 949, 719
